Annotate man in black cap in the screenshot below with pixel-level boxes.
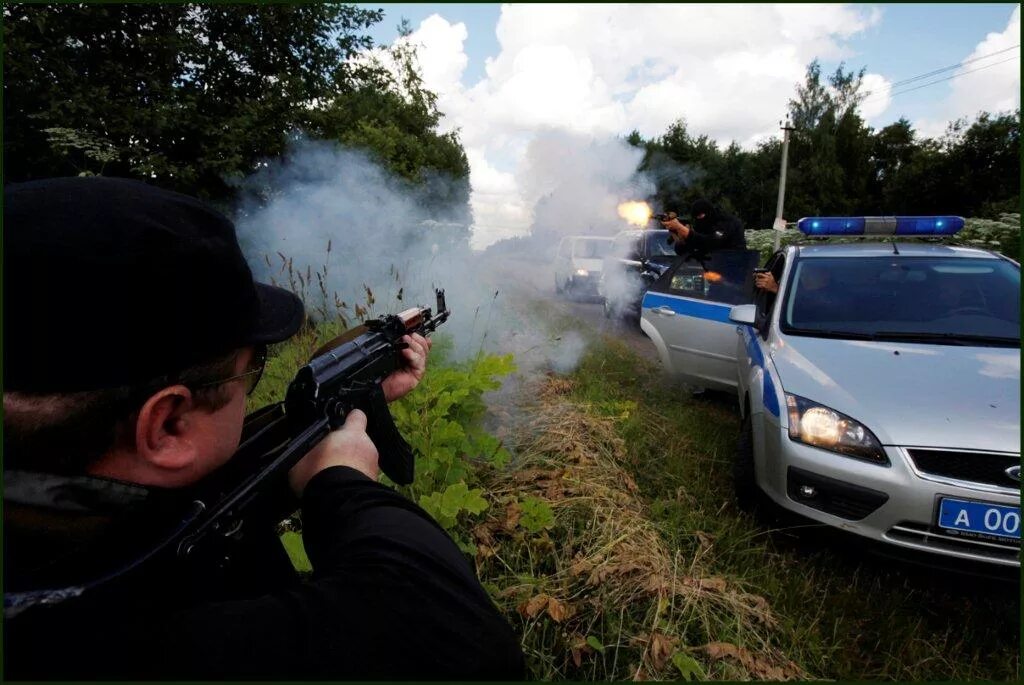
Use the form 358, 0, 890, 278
3, 177, 525, 680
660, 197, 746, 257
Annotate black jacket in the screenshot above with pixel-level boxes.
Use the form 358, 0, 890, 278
4, 467, 526, 680
674, 207, 746, 257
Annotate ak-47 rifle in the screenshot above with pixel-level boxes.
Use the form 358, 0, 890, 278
4, 289, 451, 616
176, 288, 451, 561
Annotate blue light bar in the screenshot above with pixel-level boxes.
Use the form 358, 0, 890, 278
797, 216, 964, 237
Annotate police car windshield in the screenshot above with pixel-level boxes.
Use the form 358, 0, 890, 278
781, 256, 1021, 346
645, 231, 677, 258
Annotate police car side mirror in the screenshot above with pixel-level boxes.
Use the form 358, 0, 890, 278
729, 304, 756, 325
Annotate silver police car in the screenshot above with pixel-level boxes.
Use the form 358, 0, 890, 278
641, 216, 1020, 568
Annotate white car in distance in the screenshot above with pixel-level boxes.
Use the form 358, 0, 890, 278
554, 235, 614, 298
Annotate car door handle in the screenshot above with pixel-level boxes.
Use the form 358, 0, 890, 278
655, 306, 676, 317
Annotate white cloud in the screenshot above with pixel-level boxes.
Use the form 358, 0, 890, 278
398, 4, 886, 249
914, 6, 1020, 139
858, 72, 892, 120
406, 14, 469, 97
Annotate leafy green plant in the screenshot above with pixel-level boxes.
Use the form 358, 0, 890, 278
586, 636, 605, 654
389, 350, 515, 499
745, 228, 802, 262
41, 126, 119, 176
279, 531, 312, 573
419, 481, 489, 530
386, 349, 515, 552
955, 213, 1020, 258
518, 496, 555, 534
673, 652, 707, 681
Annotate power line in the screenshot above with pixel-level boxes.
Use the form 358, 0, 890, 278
860, 54, 1020, 105
871, 43, 1019, 94
751, 46, 1020, 137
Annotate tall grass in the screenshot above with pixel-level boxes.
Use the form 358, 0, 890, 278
473, 376, 806, 680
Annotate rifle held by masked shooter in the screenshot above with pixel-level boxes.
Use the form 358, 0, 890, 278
651, 211, 691, 244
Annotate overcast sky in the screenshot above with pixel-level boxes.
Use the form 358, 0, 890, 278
357, 3, 1020, 248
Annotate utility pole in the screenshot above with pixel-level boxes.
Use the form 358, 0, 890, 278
773, 119, 796, 251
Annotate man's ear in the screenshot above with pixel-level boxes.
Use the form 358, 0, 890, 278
134, 385, 199, 472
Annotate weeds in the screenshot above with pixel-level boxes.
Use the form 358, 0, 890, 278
472, 375, 806, 680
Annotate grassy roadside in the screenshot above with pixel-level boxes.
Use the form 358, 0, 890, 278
489, 327, 1020, 681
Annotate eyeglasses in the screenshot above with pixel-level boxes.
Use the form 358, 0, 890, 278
195, 344, 267, 396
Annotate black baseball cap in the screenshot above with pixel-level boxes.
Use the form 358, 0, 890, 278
4, 177, 305, 393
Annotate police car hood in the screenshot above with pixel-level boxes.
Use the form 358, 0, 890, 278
772, 336, 1020, 453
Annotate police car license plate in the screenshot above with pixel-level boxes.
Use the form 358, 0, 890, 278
937, 498, 1021, 540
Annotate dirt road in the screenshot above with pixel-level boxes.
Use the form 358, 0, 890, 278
477, 253, 660, 364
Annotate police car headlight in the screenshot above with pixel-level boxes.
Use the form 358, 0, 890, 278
785, 394, 888, 465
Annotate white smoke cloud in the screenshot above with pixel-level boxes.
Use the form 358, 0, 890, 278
518, 131, 653, 237
235, 140, 482, 356
234, 138, 594, 372
547, 330, 588, 374
398, 4, 884, 249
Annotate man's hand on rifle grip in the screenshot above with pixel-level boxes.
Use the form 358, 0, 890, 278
288, 409, 380, 495
382, 333, 432, 402
660, 217, 690, 240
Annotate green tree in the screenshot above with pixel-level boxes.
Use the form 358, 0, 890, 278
868, 118, 918, 211
785, 61, 874, 217
619, 61, 1018, 231
309, 30, 471, 224
880, 112, 1020, 217
4, 3, 386, 202
632, 118, 727, 214
948, 111, 1020, 215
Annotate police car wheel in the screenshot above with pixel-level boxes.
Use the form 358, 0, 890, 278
733, 412, 758, 512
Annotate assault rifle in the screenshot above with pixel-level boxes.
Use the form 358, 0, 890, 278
176, 288, 451, 561
4, 289, 451, 616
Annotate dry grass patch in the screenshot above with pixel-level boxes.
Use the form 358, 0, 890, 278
475, 377, 809, 681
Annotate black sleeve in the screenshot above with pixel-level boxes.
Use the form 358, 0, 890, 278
152, 466, 526, 680
685, 215, 746, 252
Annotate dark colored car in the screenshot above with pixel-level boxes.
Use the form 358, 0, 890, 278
599, 229, 678, 318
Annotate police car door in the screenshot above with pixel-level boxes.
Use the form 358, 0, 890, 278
640, 250, 760, 391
